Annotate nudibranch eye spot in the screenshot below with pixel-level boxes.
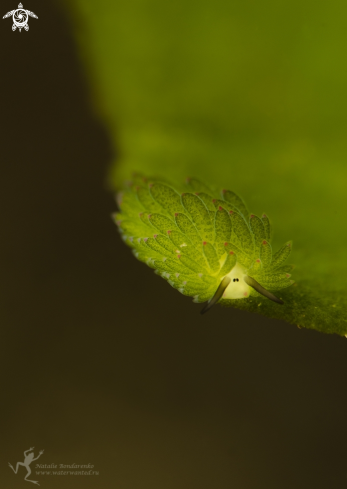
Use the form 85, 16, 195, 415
115, 175, 294, 314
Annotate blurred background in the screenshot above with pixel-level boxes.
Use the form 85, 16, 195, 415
1, 0, 347, 488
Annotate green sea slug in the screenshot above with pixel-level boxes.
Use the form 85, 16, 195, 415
113, 174, 294, 314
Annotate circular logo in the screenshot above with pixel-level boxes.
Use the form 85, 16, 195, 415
13, 9, 28, 28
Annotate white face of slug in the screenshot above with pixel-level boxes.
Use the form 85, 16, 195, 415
220, 261, 251, 299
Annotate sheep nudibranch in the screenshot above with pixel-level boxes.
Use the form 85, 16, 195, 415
114, 174, 294, 315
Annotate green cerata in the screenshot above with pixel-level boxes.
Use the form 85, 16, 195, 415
113, 174, 294, 314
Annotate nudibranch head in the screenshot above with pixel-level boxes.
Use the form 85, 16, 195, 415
220, 262, 250, 299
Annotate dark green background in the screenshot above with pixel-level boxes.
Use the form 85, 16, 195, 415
1, 0, 347, 488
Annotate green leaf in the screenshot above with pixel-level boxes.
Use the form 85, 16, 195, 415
68, 0, 347, 335
258, 273, 293, 290
274, 264, 295, 274
185, 178, 215, 195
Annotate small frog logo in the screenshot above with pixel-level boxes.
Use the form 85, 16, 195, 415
9, 447, 44, 485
